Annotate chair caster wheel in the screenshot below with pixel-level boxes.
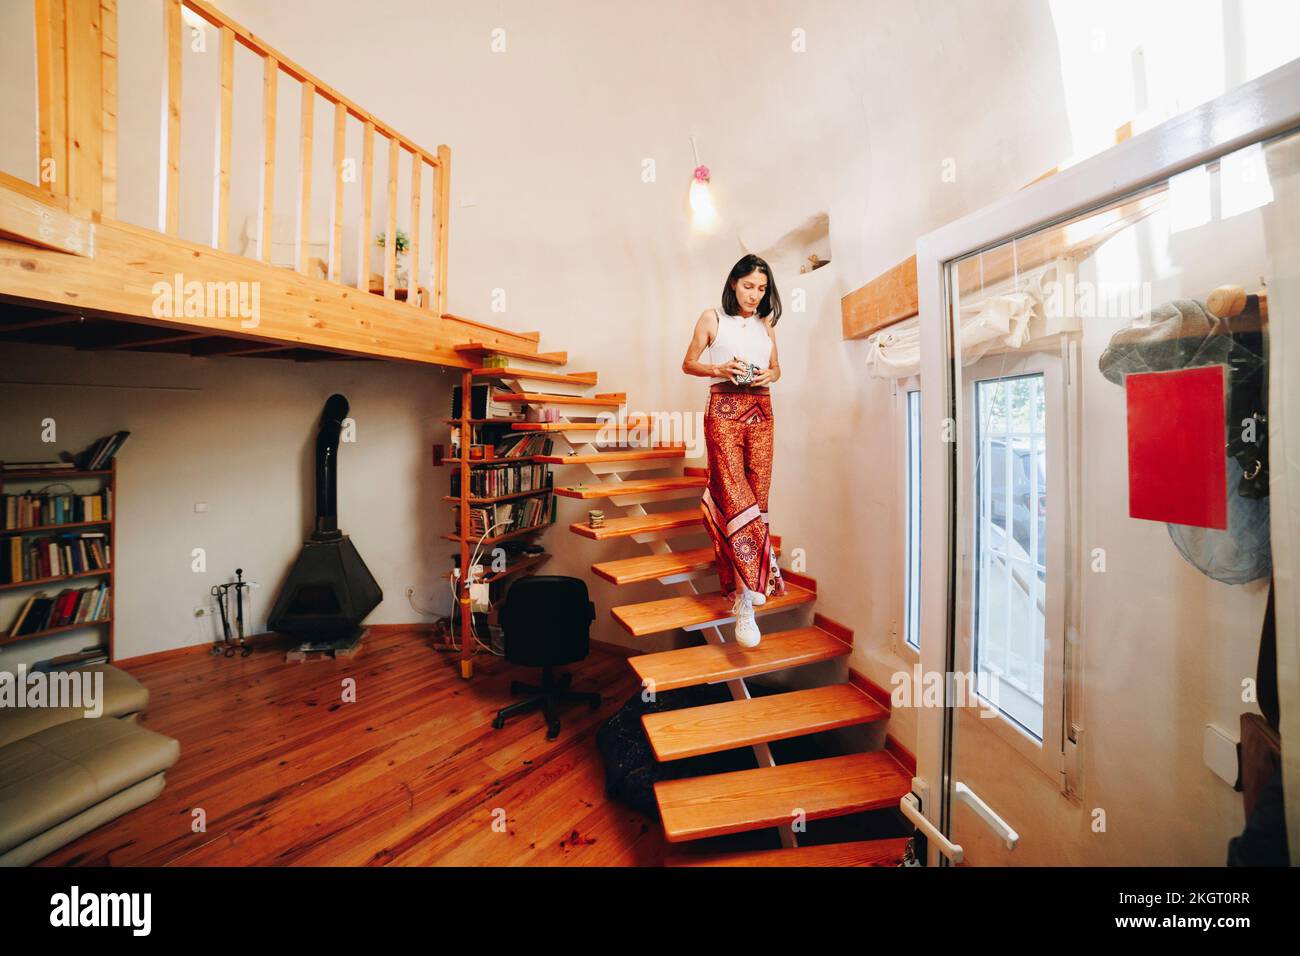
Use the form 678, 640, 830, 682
492, 716, 505, 730
224, 647, 235, 658
546, 725, 560, 740
240, 647, 252, 658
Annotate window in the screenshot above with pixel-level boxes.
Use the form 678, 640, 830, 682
972, 372, 1047, 740
904, 388, 922, 651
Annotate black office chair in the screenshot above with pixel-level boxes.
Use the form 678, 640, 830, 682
492, 575, 601, 739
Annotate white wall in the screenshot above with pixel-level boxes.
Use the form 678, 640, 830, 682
0, 345, 453, 669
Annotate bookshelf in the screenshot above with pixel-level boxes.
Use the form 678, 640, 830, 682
0, 460, 116, 661
445, 377, 556, 677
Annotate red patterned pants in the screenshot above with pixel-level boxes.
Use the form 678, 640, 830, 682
700, 385, 787, 601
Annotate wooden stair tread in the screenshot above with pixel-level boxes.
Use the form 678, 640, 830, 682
642, 684, 887, 761
539, 447, 685, 465
498, 392, 624, 407
556, 475, 705, 500
665, 837, 910, 867
612, 584, 816, 637
592, 540, 780, 585
512, 416, 649, 432
654, 751, 913, 843
472, 367, 597, 386
628, 625, 847, 691
569, 508, 701, 540
454, 342, 567, 364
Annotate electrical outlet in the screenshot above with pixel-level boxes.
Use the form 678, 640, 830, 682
405, 586, 415, 597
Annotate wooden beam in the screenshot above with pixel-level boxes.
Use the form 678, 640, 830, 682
384, 138, 398, 299
0, 314, 83, 333
435, 144, 450, 314
99, 0, 118, 218
840, 254, 917, 340
65, 0, 104, 218
0, 178, 95, 256
35, 0, 69, 197
296, 82, 315, 274
328, 101, 346, 282
356, 120, 373, 290
92, 331, 211, 350
408, 155, 421, 308
257, 55, 278, 262
211, 24, 233, 250
159, 0, 181, 235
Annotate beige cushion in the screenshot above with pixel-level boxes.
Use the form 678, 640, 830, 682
0, 717, 180, 858
0, 664, 150, 749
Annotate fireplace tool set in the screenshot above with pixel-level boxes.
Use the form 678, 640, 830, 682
210, 568, 253, 658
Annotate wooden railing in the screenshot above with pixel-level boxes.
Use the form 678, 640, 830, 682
28, 0, 451, 313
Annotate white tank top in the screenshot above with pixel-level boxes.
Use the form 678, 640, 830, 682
705, 307, 773, 385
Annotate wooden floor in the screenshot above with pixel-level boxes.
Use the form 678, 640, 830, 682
37, 628, 669, 866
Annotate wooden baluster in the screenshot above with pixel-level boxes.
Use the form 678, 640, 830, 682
435, 144, 451, 314
296, 82, 315, 274
211, 23, 233, 250
384, 138, 398, 299
356, 120, 373, 291
408, 154, 421, 308
328, 101, 346, 282
100, 0, 118, 218
35, 0, 69, 197
257, 55, 278, 262
159, 0, 181, 234
65, 0, 104, 218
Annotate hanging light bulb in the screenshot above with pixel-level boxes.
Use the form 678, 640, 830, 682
689, 164, 716, 227
688, 135, 716, 229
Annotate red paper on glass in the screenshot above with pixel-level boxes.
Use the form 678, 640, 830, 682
1126, 365, 1226, 529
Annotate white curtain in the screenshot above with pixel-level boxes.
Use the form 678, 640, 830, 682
866, 267, 1068, 379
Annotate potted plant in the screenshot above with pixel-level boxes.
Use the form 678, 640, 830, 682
375, 229, 410, 289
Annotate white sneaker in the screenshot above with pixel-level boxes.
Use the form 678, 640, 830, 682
731, 591, 761, 648
746, 587, 767, 606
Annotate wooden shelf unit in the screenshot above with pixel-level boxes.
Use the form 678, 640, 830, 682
445, 373, 556, 676
0, 460, 116, 660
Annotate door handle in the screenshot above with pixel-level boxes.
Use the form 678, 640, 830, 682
899, 791, 964, 863
954, 781, 1019, 850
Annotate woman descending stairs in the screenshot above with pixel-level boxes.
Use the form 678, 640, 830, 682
462, 340, 915, 865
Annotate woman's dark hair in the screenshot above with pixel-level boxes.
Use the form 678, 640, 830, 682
721, 254, 781, 326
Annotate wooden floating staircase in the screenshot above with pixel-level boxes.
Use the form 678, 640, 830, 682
461, 338, 915, 866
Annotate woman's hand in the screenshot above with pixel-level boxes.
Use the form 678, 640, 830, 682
719, 358, 749, 383
751, 366, 779, 386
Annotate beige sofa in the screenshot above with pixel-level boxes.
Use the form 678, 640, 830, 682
0, 663, 180, 866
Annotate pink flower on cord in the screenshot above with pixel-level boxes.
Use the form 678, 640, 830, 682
693, 165, 711, 183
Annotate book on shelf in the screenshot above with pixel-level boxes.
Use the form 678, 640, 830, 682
33, 645, 111, 672
76, 431, 130, 471
6, 580, 109, 637
451, 462, 551, 499
450, 384, 524, 421
2, 531, 111, 583
3, 487, 112, 529
452, 492, 552, 539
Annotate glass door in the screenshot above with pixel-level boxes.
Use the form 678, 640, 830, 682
938, 125, 1297, 865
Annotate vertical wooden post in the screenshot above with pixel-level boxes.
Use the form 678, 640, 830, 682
356, 120, 374, 290
65, 0, 104, 218
295, 82, 315, 274
328, 101, 346, 282
408, 156, 421, 307
211, 24, 233, 250
257, 55, 278, 262
159, 0, 181, 234
435, 144, 451, 314
459, 368, 473, 680
35, 0, 69, 198
383, 139, 398, 298
99, 0, 117, 218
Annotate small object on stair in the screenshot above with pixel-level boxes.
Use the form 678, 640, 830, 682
587, 509, 605, 529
